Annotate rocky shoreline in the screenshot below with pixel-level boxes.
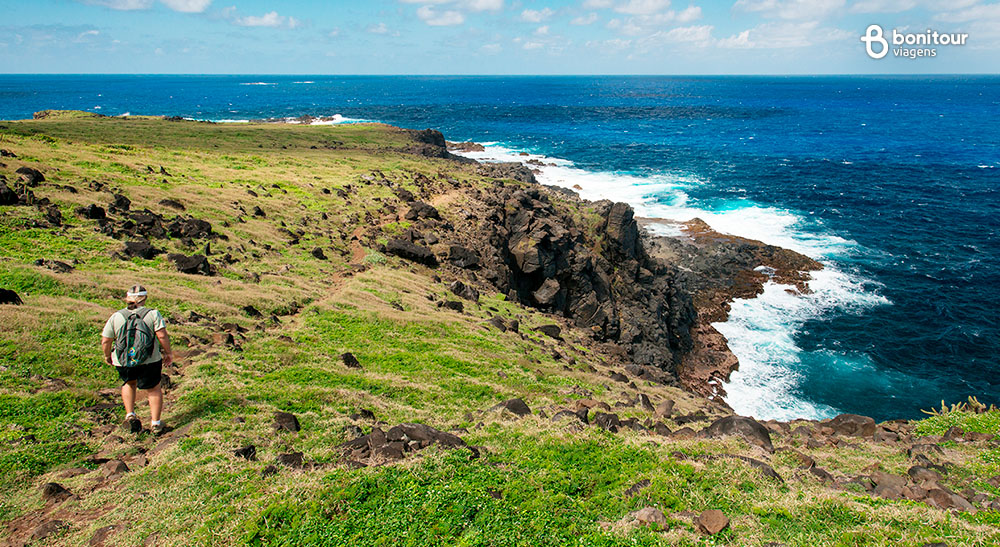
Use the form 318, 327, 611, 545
441, 139, 824, 405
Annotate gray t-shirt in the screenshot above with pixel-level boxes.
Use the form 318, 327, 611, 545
101, 307, 167, 366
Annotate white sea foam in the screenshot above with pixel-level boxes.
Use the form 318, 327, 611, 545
240, 82, 277, 86
456, 143, 891, 420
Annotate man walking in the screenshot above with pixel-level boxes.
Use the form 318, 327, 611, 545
101, 284, 173, 435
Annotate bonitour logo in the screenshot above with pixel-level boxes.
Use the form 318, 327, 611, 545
861, 24, 968, 59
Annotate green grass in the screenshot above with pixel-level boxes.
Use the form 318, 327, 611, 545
913, 410, 1000, 436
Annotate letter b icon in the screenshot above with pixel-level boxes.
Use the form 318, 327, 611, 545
861, 24, 888, 59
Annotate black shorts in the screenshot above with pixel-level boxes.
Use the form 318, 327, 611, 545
116, 360, 162, 390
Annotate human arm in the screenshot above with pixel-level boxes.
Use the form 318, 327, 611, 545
156, 328, 173, 368
101, 336, 114, 366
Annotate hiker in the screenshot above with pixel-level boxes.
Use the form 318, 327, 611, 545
100, 284, 173, 435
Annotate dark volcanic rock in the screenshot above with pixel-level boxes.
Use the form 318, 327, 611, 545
534, 324, 562, 339
40, 482, 72, 502
16, 166, 45, 185
277, 451, 304, 468
34, 259, 74, 273
447, 245, 480, 269
109, 193, 131, 212
477, 162, 537, 183
168, 253, 214, 275
234, 445, 257, 461
159, 198, 185, 211
0, 289, 24, 305
76, 204, 106, 220
404, 201, 441, 221
273, 411, 300, 432
167, 217, 213, 239
123, 239, 163, 260
386, 238, 438, 266
702, 415, 774, 452
0, 182, 19, 205
449, 280, 479, 302
532, 278, 561, 305
341, 352, 362, 369
496, 398, 531, 417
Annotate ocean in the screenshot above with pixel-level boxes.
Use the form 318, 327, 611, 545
1, 74, 998, 422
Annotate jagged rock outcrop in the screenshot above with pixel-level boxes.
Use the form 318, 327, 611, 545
457, 185, 695, 373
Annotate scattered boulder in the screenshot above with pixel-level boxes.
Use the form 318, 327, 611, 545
386, 238, 438, 266
534, 324, 562, 339
88, 524, 120, 546
442, 300, 464, 312
654, 400, 675, 419
234, 445, 257, 461
32, 520, 67, 541
449, 280, 479, 302
696, 509, 729, 535
122, 239, 163, 260
42, 205, 63, 226
404, 201, 441, 221
276, 452, 304, 468
101, 460, 129, 478
168, 253, 214, 275
635, 507, 668, 529
76, 204, 106, 220
447, 245, 480, 269
16, 166, 45, 185
341, 352, 362, 369
0, 182, 18, 205
273, 411, 300, 432
702, 415, 774, 452
34, 259, 74, 273
159, 198, 185, 211
167, 217, 213, 239
40, 482, 72, 502
338, 422, 466, 462
109, 193, 131, 212
828, 414, 877, 437
242, 305, 262, 318
311, 247, 327, 260
496, 398, 531, 417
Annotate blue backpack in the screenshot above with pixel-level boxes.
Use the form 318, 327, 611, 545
114, 307, 155, 367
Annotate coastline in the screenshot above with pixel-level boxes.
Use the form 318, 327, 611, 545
447, 140, 825, 410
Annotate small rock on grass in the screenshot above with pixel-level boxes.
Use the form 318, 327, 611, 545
696, 509, 729, 535
635, 507, 667, 529
234, 445, 257, 461
0, 288, 23, 305
341, 352, 362, 369
32, 520, 67, 541
273, 411, 300, 432
40, 482, 72, 502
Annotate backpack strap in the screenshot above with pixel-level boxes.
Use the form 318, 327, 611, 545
135, 307, 152, 320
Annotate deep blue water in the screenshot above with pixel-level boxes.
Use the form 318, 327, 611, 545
2, 75, 998, 421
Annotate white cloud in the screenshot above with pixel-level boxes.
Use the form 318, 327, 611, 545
399, 0, 503, 12
607, 6, 702, 35
417, 5, 466, 25
521, 7, 555, 22
160, 0, 211, 12
234, 11, 300, 28
522, 40, 545, 49
935, 2, 1000, 22
83, 0, 211, 11
535, 25, 550, 35
717, 20, 852, 48
367, 22, 390, 34
481, 42, 502, 53
640, 24, 713, 45
76, 29, 100, 40
849, 0, 977, 14
571, 12, 599, 24
84, 0, 153, 10
583, 0, 614, 8
734, 0, 845, 20
615, 0, 672, 15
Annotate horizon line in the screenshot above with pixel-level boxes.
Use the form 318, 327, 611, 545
2, 73, 1000, 77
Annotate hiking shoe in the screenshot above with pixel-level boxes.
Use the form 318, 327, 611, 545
151, 422, 166, 436
124, 415, 142, 434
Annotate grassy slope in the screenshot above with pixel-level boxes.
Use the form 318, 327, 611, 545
0, 114, 997, 546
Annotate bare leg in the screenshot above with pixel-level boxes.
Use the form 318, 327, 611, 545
121, 380, 137, 416
147, 383, 163, 423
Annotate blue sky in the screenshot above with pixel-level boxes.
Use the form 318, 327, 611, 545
0, 0, 997, 74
